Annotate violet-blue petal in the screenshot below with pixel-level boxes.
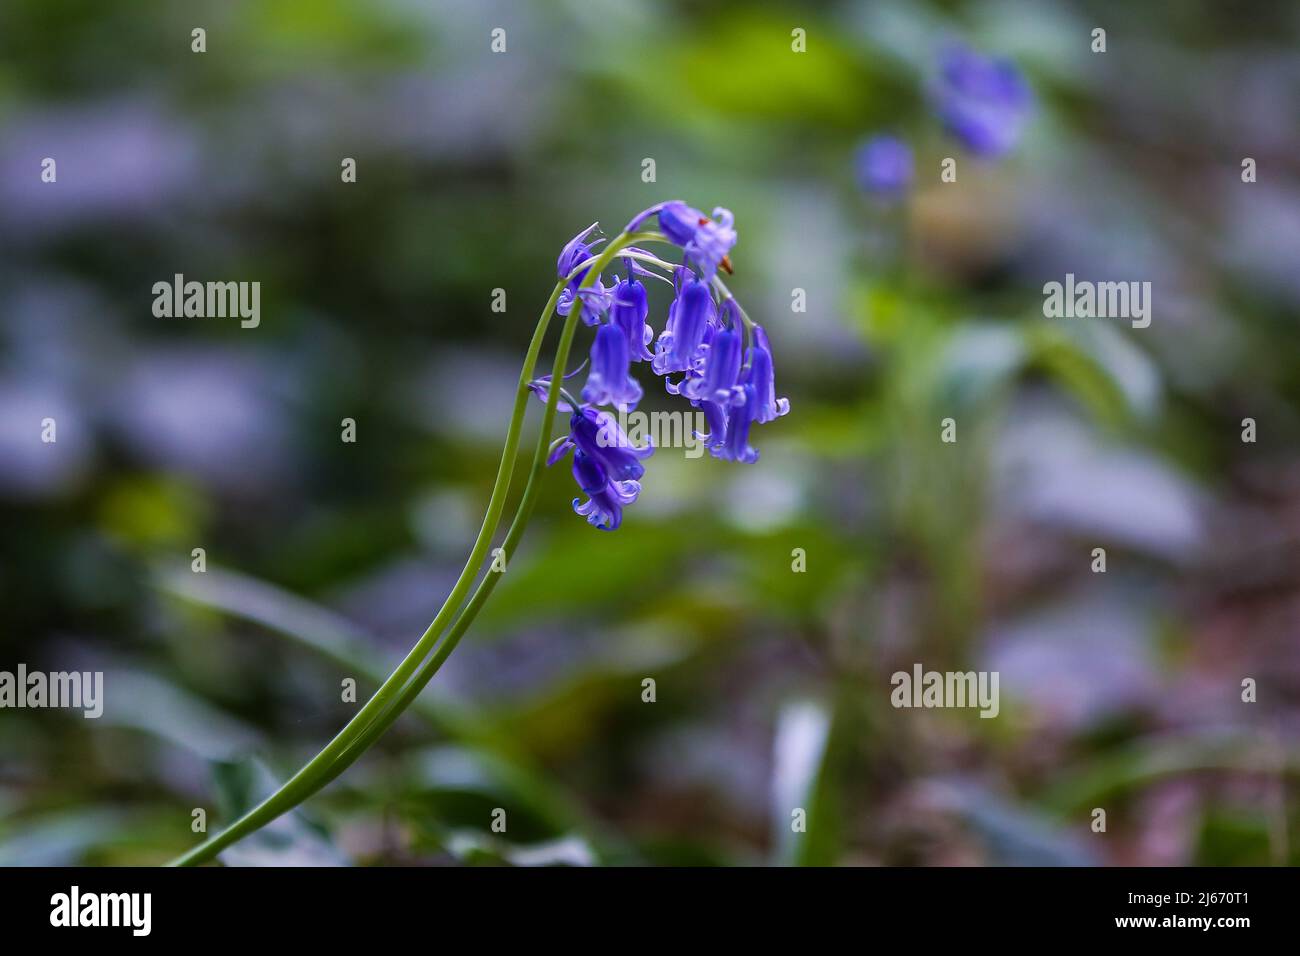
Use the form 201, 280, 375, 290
652, 275, 714, 375
711, 383, 760, 464
746, 325, 790, 424
581, 322, 642, 410
610, 272, 653, 362
569, 406, 652, 481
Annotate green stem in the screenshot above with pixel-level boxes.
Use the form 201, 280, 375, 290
169, 229, 654, 866
312, 252, 604, 782
169, 284, 565, 867
300, 232, 658, 789
309, 231, 665, 783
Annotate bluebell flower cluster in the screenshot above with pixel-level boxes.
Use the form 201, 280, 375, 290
855, 42, 1030, 199
538, 203, 789, 530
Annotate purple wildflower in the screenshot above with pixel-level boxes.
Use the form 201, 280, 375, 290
652, 272, 715, 376
935, 42, 1032, 157
856, 135, 914, 196
744, 325, 790, 424
711, 383, 760, 464
627, 201, 737, 279
582, 323, 643, 410
548, 406, 653, 482
557, 222, 612, 325
609, 266, 653, 362
545, 205, 789, 528
570, 449, 640, 531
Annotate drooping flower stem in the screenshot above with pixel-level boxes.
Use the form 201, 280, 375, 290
315, 239, 675, 777
169, 230, 655, 866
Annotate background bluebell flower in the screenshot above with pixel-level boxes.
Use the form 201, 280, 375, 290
582, 323, 643, 410
856, 134, 914, 196
935, 42, 1031, 157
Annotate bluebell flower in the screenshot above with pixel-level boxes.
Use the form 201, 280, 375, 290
548, 406, 653, 482
557, 222, 612, 325
683, 317, 745, 450
682, 319, 744, 407
856, 135, 914, 196
652, 271, 715, 376
609, 266, 653, 362
744, 325, 790, 424
711, 383, 760, 464
557, 222, 602, 284
627, 201, 736, 279
570, 449, 640, 531
545, 204, 789, 528
935, 42, 1031, 157
581, 323, 643, 410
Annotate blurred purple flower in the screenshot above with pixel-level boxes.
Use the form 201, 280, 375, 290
935, 43, 1032, 157
856, 135, 914, 196
0, 101, 200, 235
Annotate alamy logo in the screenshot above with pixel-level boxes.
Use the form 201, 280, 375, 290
601, 408, 709, 458
1042, 273, 1151, 328
0, 664, 103, 718
890, 664, 1000, 718
50, 886, 151, 936
152, 273, 261, 328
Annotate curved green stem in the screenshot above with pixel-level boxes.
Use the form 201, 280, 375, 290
311, 252, 604, 783
169, 228, 654, 866
169, 283, 565, 866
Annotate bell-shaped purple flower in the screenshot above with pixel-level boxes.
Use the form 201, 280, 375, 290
935, 43, 1032, 157
609, 269, 653, 362
856, 135, 914, 196
570, 450, 640, 532
558, 283, 611, 327
678, 304, 746, 449
557, 222, 612, 325
652, 274, 715, 376
711, 383, 760, 464
629, 201, 736, 280
683, 323, 744, 407
656, 201, 705, 246
695, 398, 728, 451
664, 202, 737, 280
557, 222, 601, 283
566, 406, 652, 482
744, 325, 790, 424
581, 323, 642, 410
